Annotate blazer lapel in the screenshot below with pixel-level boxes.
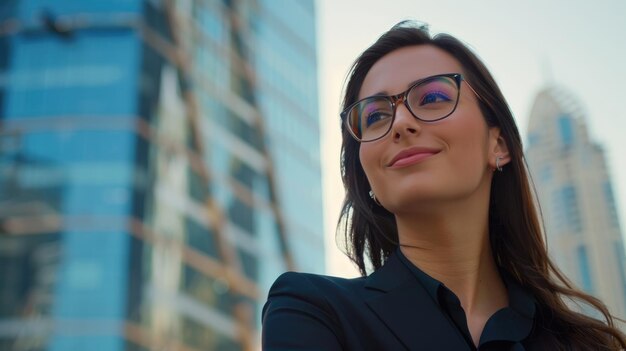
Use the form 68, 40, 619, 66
363, 252, 470, 351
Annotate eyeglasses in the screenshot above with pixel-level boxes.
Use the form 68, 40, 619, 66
341, 73, 477, 142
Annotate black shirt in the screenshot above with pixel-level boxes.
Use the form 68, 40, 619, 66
263, 248, 565, 350
397, 248, 538, 351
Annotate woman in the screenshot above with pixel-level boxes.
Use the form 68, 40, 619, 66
262, 21, 626, 350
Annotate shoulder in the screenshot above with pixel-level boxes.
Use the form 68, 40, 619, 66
263, 271, 366, 316
262, 272, 366, 350
267, 271, 366, 298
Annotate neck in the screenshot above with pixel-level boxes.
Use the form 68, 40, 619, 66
396, 200, 507, 317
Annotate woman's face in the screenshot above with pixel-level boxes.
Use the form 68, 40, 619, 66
358, 45, 505, 214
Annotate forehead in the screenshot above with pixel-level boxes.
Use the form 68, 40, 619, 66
359, 45, 463, 99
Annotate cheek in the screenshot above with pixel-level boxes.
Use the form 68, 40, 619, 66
359, 143, 381, 186
448, 116, 490, 170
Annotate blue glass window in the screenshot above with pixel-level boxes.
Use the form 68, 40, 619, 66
539, 165, 552, 183
20, 130, 135, 165
553, 185, 582, 233
558, 115, 574, 147
18, 0, 141, 21
52, 230, 130, 320
603, 182, 620, 228
527, 131, 540, 148
4, 30, 139, 118
614, 243, 626, 308
577, 245, 594, 293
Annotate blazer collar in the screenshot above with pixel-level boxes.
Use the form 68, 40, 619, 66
364, 250, 470, 351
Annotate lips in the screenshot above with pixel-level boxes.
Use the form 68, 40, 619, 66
387, 147, 440, 167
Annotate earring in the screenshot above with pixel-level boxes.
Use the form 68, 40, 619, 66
369, 190, 381, 206
496, 156, 503, 172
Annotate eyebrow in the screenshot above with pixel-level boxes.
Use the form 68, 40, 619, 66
370, 76, 455, 97
371, 80, 418, 96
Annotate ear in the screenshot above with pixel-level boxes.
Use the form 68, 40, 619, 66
487, 127, 510, 170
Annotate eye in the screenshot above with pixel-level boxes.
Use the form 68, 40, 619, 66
365, 110, 392, 127
420, 91, 452, 105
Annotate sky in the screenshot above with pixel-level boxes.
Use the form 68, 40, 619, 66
316, 0, 626, 277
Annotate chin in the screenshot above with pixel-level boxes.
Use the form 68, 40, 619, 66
382, 189, 444, 213
383, 182, 480, 213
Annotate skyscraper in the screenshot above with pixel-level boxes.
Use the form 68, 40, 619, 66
0, 1, 323, 350
526, 86, 626, 318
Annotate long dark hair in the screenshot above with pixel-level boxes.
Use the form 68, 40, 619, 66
338, 21, 626, 350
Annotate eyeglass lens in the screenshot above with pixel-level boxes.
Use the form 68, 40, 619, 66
347, 75, 459, 141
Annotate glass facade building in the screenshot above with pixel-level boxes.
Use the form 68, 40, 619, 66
0, 1, 323, 350
526, 86, 626, 320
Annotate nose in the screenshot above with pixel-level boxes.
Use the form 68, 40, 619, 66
391, 103, 421, 141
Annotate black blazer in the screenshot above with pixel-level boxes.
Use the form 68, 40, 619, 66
262, 251, 554, 350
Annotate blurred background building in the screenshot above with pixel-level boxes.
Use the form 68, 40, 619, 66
526, 86, 626, 318
0, 0, 323, 350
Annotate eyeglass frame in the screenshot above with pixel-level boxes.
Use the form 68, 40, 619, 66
340, 73, 481, 142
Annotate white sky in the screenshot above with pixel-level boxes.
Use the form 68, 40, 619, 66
317, 0, 626, 277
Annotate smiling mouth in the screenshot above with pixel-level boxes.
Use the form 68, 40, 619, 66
387, 149, 440, 168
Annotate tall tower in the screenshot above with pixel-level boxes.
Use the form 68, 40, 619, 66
0, 1, 323, 350
526, 86, 626, 318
